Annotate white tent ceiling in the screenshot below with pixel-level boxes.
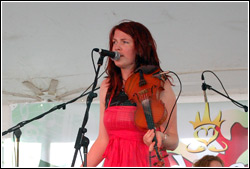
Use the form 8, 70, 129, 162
2, 2, 248, 105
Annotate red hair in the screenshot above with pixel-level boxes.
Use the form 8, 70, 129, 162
106, 20, 160, 97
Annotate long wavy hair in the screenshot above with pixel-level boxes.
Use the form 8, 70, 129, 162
106, 20, 161, 97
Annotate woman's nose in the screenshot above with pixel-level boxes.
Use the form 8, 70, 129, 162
113, 42, 121, 51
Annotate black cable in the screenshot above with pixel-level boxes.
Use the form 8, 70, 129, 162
202, 70, 246, 111
77, 50, 107, 166
163, 71, 182, 133
91, 49, 97, 73
67, 50, 106, 105
202, 70, 229, 97
79, 150, 84, 166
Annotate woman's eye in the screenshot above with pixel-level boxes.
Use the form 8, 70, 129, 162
112, 40, 129, 45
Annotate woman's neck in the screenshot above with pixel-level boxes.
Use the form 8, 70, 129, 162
121, 68, 134, 81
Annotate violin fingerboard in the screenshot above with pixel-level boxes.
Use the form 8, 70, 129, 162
141, 99, 155, 130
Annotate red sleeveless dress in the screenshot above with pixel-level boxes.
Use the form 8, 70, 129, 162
102, 91, 169, 167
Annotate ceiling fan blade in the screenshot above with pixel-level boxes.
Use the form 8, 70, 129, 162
23, 81, 43, 96
56, 88, 87, 100
48, 79, 58, 95
3, 91, 43, 101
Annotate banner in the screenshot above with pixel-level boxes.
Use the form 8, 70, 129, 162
168, 102, 248, 167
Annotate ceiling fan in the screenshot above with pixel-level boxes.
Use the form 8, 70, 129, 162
3, 79, 87, 103
22, 79, 58, 102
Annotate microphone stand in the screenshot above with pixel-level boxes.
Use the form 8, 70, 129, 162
71, 54, 105, 167
14, 128, 21, 167
2, 86, 100, 167
202, 82, 248, 112
202, 83, 208, 103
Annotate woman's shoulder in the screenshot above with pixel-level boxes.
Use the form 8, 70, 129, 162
99, 78, 109, 103
100, 78, 109, 90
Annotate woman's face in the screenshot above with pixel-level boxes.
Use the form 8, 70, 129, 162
112, 29, 137, 70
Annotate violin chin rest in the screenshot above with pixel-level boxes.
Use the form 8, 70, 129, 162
134, 65, 158, 74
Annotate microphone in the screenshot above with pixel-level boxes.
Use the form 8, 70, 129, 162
93, 48, 120, 61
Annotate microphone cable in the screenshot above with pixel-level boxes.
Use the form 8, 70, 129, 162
160, 71, 182, 133
201, 70, 247, 111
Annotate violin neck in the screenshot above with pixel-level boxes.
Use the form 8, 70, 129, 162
141, 99, 159, 152
142, 99, 164, 165
141, 99, 155, 130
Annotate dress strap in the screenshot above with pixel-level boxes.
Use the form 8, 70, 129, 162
107, 93, 113, 108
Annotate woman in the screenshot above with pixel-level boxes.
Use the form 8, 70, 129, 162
85, 20, 178, 167
193, 155, 224, 167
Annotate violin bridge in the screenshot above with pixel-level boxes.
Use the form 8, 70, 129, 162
138, 88, 152, 101
138, 89, 148, 95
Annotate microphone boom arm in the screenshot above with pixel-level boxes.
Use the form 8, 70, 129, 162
202, 82, 248, 112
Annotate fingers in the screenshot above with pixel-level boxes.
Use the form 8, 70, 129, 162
155, 131, 162, 148
149, 131, 162, 152
149, 141, 155, 152
143, 129, 155, 146
144, 130, 163, 152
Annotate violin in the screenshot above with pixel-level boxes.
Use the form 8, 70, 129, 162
124, 65, 168, 167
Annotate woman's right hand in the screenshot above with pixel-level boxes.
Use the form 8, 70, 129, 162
143, 129, 162, 152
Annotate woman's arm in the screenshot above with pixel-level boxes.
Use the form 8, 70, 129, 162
143, 79, 179, 151
159, 79, 179, 150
